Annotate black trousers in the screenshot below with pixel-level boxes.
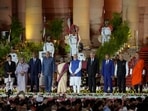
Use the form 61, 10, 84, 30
134, 84, 143, 93
88, 75, 96, 93
117, 74, 126, 93
30, 75, 39, 92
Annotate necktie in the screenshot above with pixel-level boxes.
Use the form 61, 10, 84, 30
33, 59, 36, 64
91, 59, 93, 65
106, 60, 109, 64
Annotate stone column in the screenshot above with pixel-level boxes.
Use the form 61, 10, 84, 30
25, 0, 42, 42
73, 0, 90, 46
17, 0, 25, 41
0, 0, 12, 26
104, 0, 122, 19
138, 0, 148, 46
90, 0, 104, 47
18, 0, 25, 27
122, 0, 139, 47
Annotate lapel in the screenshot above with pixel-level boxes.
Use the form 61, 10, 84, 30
7, 61, 11, 67
32, 58, 36, 65
90, 58, 95, 65
105, 59, 109, 65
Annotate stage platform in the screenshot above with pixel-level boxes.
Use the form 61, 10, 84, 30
0, 92, 147, 100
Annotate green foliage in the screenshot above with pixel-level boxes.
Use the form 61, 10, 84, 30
0, 44, 11, 59
97, 13, 130, 65
10, 17, 24, 46
65, 44, 70, 53
0, 17, 24, 60
17, 42, 43, 62
0, 17, 24, 76
47, 18, 63, 40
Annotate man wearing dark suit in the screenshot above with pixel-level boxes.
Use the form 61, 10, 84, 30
28, 52, 41, 92
4, 55, 16, 92
86, 51, 99, 93
101, 54, 114, 93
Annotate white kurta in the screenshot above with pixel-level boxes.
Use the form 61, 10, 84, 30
15, 63, 29, 92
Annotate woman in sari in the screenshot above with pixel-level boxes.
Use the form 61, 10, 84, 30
57, 58, 68, 93
15, 57, 29, 92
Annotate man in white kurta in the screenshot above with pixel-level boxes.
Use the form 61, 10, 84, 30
15, 58, 29, 92
69, 54, 82, 93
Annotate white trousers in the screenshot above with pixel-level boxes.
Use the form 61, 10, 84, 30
70, 77, 81, 93
4, 78, 14, 92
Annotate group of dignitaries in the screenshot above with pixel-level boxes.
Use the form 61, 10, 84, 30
3, 50, 145, 94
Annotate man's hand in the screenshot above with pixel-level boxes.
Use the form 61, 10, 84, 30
95, 73, 98, 77
111, 76, 114, 79
20, 71, 25, 76
38, 73, 41, 78
71, 73, 76, 76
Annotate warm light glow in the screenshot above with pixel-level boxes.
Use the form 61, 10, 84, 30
25, 0, 42, 42
128, 45, 130, 48
26, 24, 33, 40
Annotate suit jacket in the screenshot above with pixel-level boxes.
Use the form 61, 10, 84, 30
42, 57, 55, 76
4, 61, 16, 78
28, 58, 41, 76
101, 59, 114, 77
86, 57, 99, 76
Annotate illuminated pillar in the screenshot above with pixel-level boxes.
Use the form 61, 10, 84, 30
138, 0, 148, 46
0, 0, 12, 26
73, 0, 90, 46
104, 0, 122, 19
26, 0, 42, 42
122, 0, 139, 47
18, 0, 25, 27
17, 0, 25, 41
90, 0, 104, 46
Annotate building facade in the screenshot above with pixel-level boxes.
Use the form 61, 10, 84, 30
0, 0, 148, 47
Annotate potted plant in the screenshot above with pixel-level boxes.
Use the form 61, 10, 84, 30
97, 13, 131, 66
9, 16, 24, 48
46, 18, 63, 53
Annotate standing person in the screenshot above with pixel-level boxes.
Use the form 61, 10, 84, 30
42, 51, 55, 93
68, 25, 81, 57
57, 58, 68, 93
101, 54, 114, 93
101, 20, 112, 45
69, 54, 82, 93
86, 51, 99, 93
131, 52, 145, 93
114, 54, 129, 93
43, 37, 55, 57
28, 52, 41, 92
15, 57, 29, 92
4, 55, 16, 93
